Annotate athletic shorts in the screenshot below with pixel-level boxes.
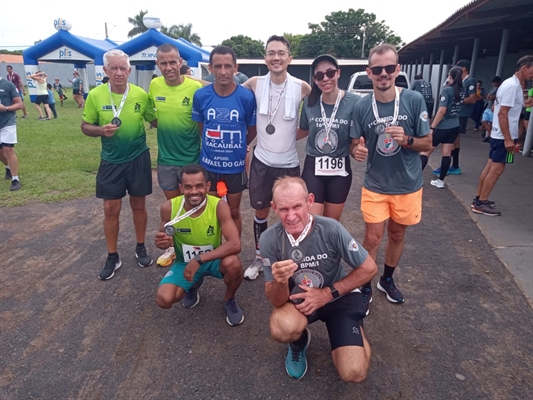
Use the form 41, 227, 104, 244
35, 95, 49, 105
73, 89, 80, 95
361, 187, 422, 225
306, 291, 365, 350
459, 116, 469, 134
489, 138, 517, 164
432, 126, 460, 146
248, 154, 300, 210
525, 111, 531, 121
96, 150, 152, 199
157, 164, 183, 191
425, 102, 434, 117
159, 259, 223, 292
206, 169, 247, 195
301, 155, 352, 204
0, 125, 17, 145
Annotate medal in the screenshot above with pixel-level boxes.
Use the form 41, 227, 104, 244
164, 226, 175, 236
267, 79, 287, 135
111, 117, 121, 127
289, 246, 305, 263
321, 142, 333, 154
163, 197, 207, 236
319, 90, 342, 154
266, 124, 276, 134
371, 86, 400, 127
108, 83, 129, 129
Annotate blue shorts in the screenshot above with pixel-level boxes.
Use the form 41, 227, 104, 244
159, 259, 223, 292
489, 138, 516, 164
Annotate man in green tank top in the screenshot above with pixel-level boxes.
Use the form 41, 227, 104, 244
155, 164, 245, 326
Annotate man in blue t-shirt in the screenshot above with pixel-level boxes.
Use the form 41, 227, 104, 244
192, 45, 257, 237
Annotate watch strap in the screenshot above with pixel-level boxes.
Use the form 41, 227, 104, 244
194, 254, 203, 265
329, 285, 340, 299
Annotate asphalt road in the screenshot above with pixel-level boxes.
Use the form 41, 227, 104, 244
1, 144, 532, 400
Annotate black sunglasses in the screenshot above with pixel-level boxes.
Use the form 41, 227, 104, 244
369, 64, 397, 75
314, 69, 337, 81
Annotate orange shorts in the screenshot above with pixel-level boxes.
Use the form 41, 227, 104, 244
361, 187, 423, 225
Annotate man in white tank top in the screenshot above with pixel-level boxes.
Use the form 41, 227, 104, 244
241, 35, 311, 280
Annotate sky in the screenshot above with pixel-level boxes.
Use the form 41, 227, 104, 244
0, 0, 473, 51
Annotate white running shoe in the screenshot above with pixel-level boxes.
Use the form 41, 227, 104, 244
430, 179, 445, 189
244, 258, 264, 280
157, 246, 176, 267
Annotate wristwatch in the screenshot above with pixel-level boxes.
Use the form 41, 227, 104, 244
407, 136, 414, 146
194, 254, 203, 265
5, 107, 9, 112
329, 285, 340, 300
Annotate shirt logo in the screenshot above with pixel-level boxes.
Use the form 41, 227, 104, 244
420, 111, 428, 122
101, 105, 114, 110
206, 225, 215, 236
182, 96, 191, 106
348, 239, 359, 252
134, 102, 141, 113
155, 96, 166, 102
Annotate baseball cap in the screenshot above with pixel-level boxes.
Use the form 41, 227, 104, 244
311, 54, 339, 72
456, 59, 470, 69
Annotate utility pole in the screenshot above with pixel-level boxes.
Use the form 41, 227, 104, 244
105, 22, 109, 39
360, 25, 366, 59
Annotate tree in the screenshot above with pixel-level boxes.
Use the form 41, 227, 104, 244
160, 23, 202, 47
283, 33, 304, 58
297, 8, 403, 59
220, 35, 265, 59
127, 10, 149, 38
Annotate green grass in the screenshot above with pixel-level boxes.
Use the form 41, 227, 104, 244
0, 92, 158, 207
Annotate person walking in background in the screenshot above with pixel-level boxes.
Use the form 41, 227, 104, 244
411, 74, 434, 116
481, 105, 494, 143
6, 65, 28, 118
53, 78, 67, 106
46, 84, 58, 118
70, 71, 84, 108
420, 66, 463, 188
471, 80, 486, 132
29, 71, 52, 120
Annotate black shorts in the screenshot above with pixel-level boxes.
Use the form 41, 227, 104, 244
73, 89, 80, 95
248, 154, 300, 210
206, 170, 248, 195
459, 116, 469, 134
306, 291, 366, 350
489, 138, 516, 164
426, 102, 434, 117
35, 95, 49, 105
525, 111, 531, 121
432, 126, 460, 146
96, 150, 152, 199
301, 155, 352, 204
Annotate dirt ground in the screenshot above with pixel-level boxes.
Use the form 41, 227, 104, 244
1, 150, 532, 400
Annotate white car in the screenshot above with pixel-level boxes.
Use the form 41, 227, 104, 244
346, 71, 411, 97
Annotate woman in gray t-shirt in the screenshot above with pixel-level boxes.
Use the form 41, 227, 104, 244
420, 66, 463, 188
299, 55, 360, 221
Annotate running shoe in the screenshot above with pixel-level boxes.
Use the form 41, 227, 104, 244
430, 179, 445, 189
448, 166, 462, 175
285, 328, 311, 379
362, 287, 372, 316
9, 179, 21, 191
472, 202, 501, 216
244, 258, 263, 280
157, 246, 176, 267
224, 298, 244, 326
99, 255, 122, 280
471, 199, 496, 209
431, 167, 450, 176
135, 245, 153, 268
377, 277, 404, 303
182, 277, 204, 309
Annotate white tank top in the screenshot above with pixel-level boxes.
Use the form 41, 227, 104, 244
36, 80, 48, 96
254, 76, 302, 168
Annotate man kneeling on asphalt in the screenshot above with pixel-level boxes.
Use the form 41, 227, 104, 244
259, 176, 377, 381
155, 164, 245, 326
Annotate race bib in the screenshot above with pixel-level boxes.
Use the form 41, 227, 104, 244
315, 156, 348, 177
182, 244, 214, 262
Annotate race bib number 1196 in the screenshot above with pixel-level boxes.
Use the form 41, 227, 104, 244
315, 156, 348, 177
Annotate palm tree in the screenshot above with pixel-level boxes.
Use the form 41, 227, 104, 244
160, 23, 202, 47
127, 10, 149, 38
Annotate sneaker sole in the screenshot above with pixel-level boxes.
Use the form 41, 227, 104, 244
136, 253, 154, 268
182, 293, 200, 309
377, 281, 404, 303
98, 260, 122, 281
157, 256, 175, 267
226, 313, 244, 326
471, 208, 501, 216
430, 182, 445, 189
285, 328, 311, 379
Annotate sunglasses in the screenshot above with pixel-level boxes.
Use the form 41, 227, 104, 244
369, 64, 398, 75
314, 69, 338, 81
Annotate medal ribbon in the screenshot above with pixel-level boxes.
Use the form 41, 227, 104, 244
108, 83, 130, 119
371, 86, 400, 126
268, 80, 287, 126
319, 90, 342, 144
285, 215, 313, 247
164, 197, 207, 229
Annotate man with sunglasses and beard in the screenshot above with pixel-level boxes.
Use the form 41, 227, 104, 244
352, 44, 432, 310
241, 35, 312, 281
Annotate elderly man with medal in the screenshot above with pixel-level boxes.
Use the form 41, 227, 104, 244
81, 49, 157, 281
155, 164, 245, 326
258, 176, 378, 382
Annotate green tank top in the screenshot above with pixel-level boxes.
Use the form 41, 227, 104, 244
170, 194, 222, 263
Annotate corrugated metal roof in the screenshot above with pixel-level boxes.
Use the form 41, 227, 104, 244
237, 59, 367, 66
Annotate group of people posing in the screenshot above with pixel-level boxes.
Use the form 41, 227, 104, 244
78, 35, 533, 383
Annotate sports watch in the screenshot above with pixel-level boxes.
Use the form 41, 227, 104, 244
407, 136, 414, 146
194, 254, 203, 265
329, 285, 340, 299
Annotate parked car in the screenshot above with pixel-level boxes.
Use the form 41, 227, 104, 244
345, 71, 411, 97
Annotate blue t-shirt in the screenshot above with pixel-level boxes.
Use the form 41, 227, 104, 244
47, 90, 56, 104
192, 84, 256, 174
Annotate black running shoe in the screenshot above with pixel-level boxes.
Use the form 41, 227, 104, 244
99, 255, 122, 280
377, 277, 404, 303
135, 245, 153, 268
10, 179, 21, 191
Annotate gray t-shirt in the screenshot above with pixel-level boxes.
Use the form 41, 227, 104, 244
353, 89, 430, 194
486, 85, 498, 109
435, 86, 461, 129
299, 92, 360, 158
459, 76, 476, 117
412, 80, 434, 103
72, 77, 83, 89
259, 216, 368, 289
0, 78, 20, 129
